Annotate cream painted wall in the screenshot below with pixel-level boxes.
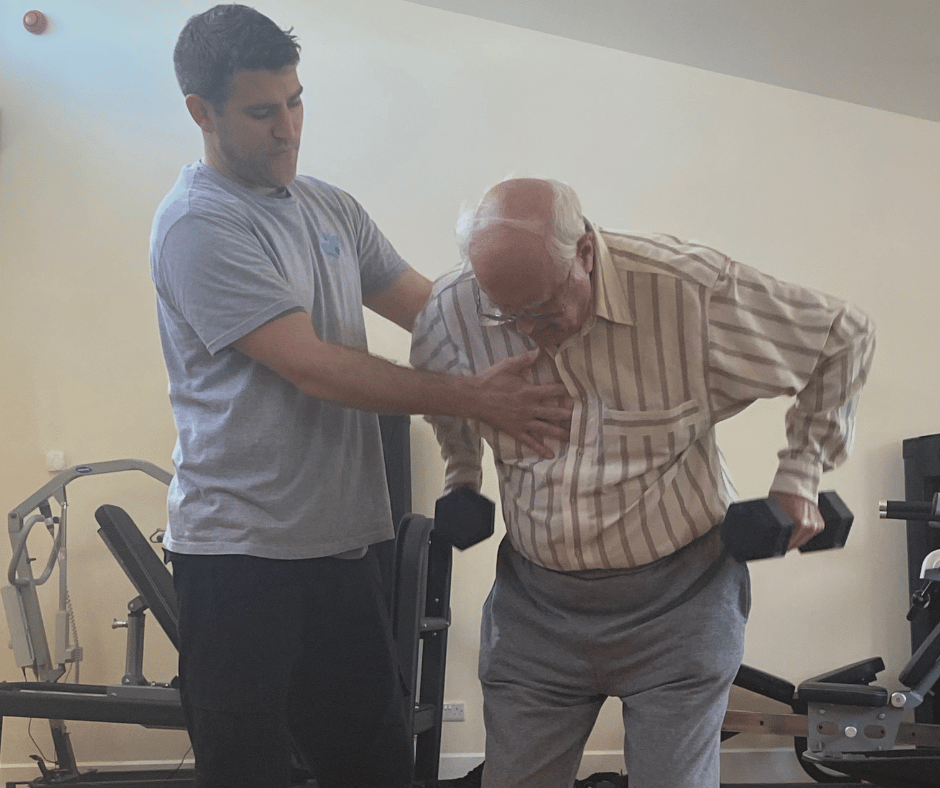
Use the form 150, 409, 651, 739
1, 0, 938, 778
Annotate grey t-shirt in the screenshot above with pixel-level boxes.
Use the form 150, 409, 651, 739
150, 162, 409, 559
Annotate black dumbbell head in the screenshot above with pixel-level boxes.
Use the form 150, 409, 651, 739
799, 491, 853, 553
720, 497, 793, 562
434, 488, 496, 550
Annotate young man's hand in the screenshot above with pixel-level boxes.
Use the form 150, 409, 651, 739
472, 351, 573, 459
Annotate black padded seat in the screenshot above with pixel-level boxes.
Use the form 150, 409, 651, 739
95, 504, 180, 649
733, 663, 797, 706
797, 656, 889, 707
797, 681, 889, 707
803, 656, 885, 686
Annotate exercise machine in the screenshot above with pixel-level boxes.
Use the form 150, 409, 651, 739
721, 495, 940, 787
1, 459, 189, 786
1, 419, 471, 786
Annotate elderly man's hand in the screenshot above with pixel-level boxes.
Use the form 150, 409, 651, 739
472, 350, 572, 459
769, 491, 824, 551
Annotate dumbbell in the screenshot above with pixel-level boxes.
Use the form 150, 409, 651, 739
720, 491, 853, 562
433, 487, 496, 550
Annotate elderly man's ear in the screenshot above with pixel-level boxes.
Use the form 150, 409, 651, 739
577, 231, 595, 272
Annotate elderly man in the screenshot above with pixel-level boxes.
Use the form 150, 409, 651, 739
410, 177, 875, 788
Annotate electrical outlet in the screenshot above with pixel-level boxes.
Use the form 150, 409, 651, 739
442, 702, 465, 722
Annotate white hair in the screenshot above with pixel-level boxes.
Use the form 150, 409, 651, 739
455, 178, 585, 271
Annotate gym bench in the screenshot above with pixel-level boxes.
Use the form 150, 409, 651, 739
1, 450, 458, 786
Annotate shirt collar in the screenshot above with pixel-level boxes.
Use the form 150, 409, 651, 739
586, 218, 635, 328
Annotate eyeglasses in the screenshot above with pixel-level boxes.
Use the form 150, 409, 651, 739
476, 264, 574, 326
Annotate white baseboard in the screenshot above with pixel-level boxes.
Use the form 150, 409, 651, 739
437, 753, 486, 780
2, 749, 816, 784
439, 748, 817, 783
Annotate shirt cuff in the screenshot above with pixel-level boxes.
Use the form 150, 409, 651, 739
443, 465, 483, 494
770, 457, 822, 502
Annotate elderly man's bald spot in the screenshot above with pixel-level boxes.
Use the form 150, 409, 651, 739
480, 178, 555, 226
470, 222, 556, 306
469, 179, 558, 293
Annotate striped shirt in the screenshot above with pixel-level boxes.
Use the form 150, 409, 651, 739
410, 223, 875, 572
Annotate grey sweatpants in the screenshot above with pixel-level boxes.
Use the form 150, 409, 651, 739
479, 528, 749, 788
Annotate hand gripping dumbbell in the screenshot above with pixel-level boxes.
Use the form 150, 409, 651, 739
719, 491, 853, 562
433, 487, 496, 550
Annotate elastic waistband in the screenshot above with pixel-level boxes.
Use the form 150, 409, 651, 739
500, 526, 734, 625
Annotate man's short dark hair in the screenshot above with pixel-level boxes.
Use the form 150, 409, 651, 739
174, 4, 301, 107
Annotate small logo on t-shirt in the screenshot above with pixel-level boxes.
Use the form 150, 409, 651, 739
320, 233, 341, 257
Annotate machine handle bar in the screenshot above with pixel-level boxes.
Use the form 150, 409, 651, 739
880, 493, 940, 522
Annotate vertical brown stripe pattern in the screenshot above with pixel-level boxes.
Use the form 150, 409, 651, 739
410, 226, 875, 572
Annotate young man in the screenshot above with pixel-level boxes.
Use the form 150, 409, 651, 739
411, 177, 876, 788
150, 8, 570, 788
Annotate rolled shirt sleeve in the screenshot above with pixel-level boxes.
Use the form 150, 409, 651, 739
409, 276, 485, 493
707, 259, 876, 502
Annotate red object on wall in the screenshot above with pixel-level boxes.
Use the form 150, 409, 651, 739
23, 9, 48, 34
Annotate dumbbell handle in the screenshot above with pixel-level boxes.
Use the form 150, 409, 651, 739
879, 493, 940, 521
